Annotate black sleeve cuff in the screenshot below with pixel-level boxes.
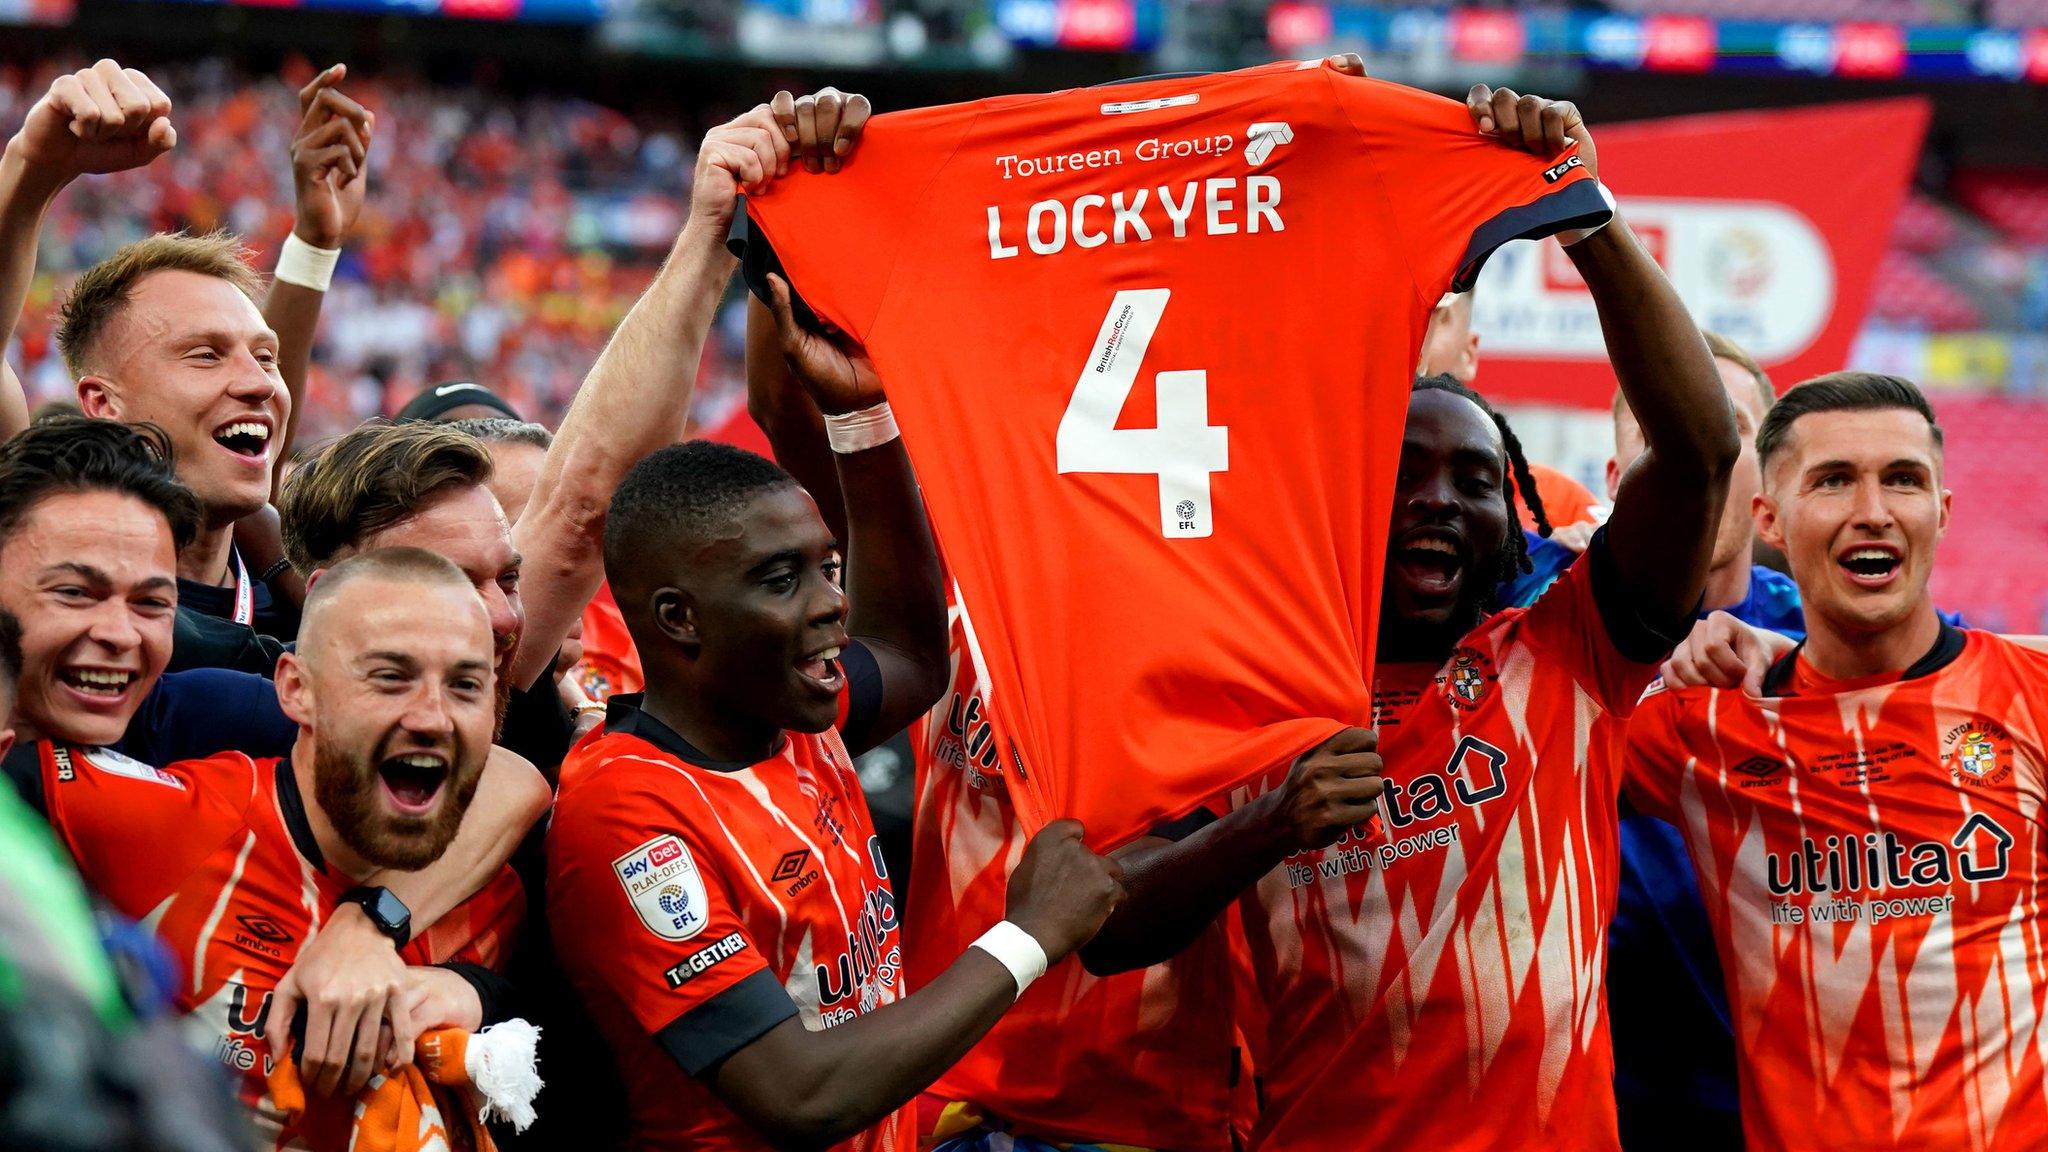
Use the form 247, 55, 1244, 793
1586, 527, 1698, 665
437, 961, 517, 1027
837, 640, 885, 752
1150, 806, 1219, 842
1451, 178, 1614, 292
727, 205, 824, 332
655, 967, 800, 1078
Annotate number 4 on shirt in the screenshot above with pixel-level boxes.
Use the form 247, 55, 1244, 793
1057, 289, 1229, 539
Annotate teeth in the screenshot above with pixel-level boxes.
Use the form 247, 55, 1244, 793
819, 647, 841, 661
215, 422, 269, 442
1845, 548, 1894, 562
1409, 539, 1456, 555
70, 669, 131, 686
394, 754, 444, 770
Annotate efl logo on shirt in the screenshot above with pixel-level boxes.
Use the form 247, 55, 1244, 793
78, 747, 186, 790
614, 834, 709, 941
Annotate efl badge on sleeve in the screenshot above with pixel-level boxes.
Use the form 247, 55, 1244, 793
614, 834, 709, 941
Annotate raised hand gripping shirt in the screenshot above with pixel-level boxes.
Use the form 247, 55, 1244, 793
738, 60, 1611, 844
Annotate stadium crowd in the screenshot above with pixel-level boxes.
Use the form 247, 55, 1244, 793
0, 49, 2038, 1152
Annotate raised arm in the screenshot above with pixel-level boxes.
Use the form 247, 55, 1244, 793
708, 821, 1120, 1148
264, 64, 372, 474
763, 273, 946, 753
742, 89, 873, 543
1081, 728, 1380, 974
504, 105, 790, 691
1466, 87, 1738, 627
0, 60, 176, 440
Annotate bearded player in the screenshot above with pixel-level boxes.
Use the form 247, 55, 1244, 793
1624, 372, 2048, 1151
0, 417, 544, 1100
1082, 86, 1739, 1152
9, 546, 524, 1149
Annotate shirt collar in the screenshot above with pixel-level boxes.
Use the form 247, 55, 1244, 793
603, 694, 759, 773
1762, 619, 1967, 697
273, 757, 327, 873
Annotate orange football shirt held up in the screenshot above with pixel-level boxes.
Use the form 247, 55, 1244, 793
740, 60, 1612, 844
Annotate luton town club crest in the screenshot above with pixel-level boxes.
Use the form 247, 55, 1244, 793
1441, 647, 1495, 710
1943, 718, 2013, 788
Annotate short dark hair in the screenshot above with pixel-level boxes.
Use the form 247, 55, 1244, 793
448, 417, 553, 451
1411, 375, 1549, 583
1755, 372, 1942, 472
279, 421, 495, 575
0, 608, 21, 707
603, 441, 797, 598
0, 416, 202, 555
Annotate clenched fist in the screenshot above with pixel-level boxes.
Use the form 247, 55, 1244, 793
1004, 819, 1126, 963
689, 104, 791, 233
6, 60, 175, 186
1259, 727, 1385, 853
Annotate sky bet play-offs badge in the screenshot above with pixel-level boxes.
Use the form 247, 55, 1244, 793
614, 834, 709, 941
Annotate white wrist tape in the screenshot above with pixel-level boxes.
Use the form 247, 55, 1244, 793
1558, 183, 1618, 248
824, 400, 899, 454
972, 920, 1048, 999
274, 232, 342, 292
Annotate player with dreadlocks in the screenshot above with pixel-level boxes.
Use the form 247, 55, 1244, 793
1080, 85, 1740, 1150
1411, 372, 1552, 587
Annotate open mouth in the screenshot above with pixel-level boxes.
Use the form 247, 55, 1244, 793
1837, 544, 1903, 588
58, 666, 135, 700
1394, 533, 1465, 597
377, 752, 450, 815
796, 644, 846, 694
212, 419, 271, 460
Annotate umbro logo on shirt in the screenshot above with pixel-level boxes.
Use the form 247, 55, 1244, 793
1732, 757, 1785, 786
772, 850, 810, 882
231, 914, 295, 959
773, 849, 821, 896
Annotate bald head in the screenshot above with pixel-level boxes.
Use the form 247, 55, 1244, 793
300, 546, 491, 663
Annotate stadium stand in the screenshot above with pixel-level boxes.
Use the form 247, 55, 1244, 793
0, 56, 751, 444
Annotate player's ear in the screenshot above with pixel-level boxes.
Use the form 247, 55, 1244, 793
1752, 491, 1783, 552
275, 652, 313, 727
77, 375, 123, 420
652, 588, 701, 657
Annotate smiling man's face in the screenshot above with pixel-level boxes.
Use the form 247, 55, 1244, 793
1757, 406, 1948, 641
76, 270, 289, 529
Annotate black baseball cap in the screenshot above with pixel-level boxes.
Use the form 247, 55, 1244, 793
396, 381, 523, 423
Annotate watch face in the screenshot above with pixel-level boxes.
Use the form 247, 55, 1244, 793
353, 888, 410, 941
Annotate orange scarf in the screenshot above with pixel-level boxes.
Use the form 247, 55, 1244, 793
266, 1022, 542, 1152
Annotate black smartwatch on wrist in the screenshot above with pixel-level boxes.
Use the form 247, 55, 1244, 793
339, 886, 412, 948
